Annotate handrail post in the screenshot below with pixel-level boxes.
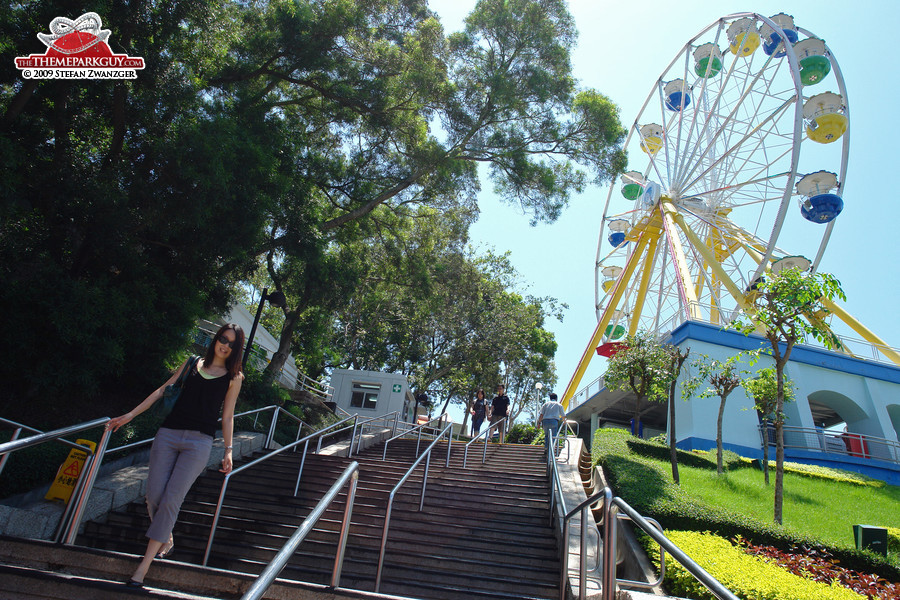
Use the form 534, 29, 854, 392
581, 504, 589, 600
601, 488, 616, 600
420, 452, 430, 511
349, 414, 359, 457
560, 516, 570, 600
265, 406, 280, 449
445, 426, 452, 467
62, 424, 113, 544
0, 427, 22, 478
330, 469, 359, 587
375, 492, 395, 592
203, 477, 231, 566
293, 439, 310, 497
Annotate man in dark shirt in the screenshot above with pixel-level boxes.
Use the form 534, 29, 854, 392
489, 384, 510, 442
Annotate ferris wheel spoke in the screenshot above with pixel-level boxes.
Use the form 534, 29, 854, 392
674, 50, 780, 191
680, 94, 795, 195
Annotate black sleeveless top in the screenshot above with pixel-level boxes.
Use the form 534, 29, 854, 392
161, 363, 231, 438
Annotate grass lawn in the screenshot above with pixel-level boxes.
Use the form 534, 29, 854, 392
677, 464, 900, 551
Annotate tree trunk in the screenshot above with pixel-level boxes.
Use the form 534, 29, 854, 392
716, 396, 727, 475
633, 396, 642, 437
263, 309, 300, 387
669, 395, 679, 484
774, 416, 784, 524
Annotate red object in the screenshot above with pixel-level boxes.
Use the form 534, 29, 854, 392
596, 342, 627, 357
845, 433, 869, 458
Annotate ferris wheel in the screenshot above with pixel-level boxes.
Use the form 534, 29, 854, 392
563, 12, 882, 405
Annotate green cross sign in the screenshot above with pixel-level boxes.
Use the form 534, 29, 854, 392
392, 384, 402, 393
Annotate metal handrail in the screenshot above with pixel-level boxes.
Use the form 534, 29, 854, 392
347, 412, 399, 457
101, 405, 310, 458
201, 414, 356, 565
0, 417, 113, 545
605, 495, 738, 600
381, 412, 448, 460
461, 414, 509, 468
374, 421, 453, 592
239, 462, 360, 600
759, 423, 900, 464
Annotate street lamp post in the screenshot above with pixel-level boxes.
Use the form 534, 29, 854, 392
243, 287, 287, 368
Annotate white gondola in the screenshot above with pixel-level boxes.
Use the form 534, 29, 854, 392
726, 17, 760, 56
664, 79, 691, 112
693, 43, 723, 77
639, 124, 664, 155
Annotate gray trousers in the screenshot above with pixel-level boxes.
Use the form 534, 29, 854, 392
145, 427, 213, 542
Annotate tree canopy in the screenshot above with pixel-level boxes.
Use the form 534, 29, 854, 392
1, 0, 625, 425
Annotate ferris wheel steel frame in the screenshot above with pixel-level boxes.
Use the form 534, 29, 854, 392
563, 13, 898, 408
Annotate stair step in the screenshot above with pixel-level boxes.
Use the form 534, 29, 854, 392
75, 437, 561, 599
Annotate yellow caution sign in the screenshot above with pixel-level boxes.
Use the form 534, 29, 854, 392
45, 438, 96, 503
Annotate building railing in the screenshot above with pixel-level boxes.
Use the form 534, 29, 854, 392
760, 424, 900, 465
568, 374, 605, 412
657, 309, 900, 367
239, 462, 360, 600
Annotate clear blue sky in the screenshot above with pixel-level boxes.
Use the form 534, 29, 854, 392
430, 0, 900, 424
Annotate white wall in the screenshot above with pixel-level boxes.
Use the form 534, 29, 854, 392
330, 369, 413, 418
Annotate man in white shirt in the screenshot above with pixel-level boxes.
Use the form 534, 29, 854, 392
537, 393, 566, 453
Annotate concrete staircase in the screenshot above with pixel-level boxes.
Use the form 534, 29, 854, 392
52, 438, 561, 599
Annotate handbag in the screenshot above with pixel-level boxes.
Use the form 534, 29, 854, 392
155, 355, 199, 418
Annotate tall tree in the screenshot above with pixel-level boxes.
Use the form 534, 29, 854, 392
0, 1, 276, 419
205, 0, 626, 379
734, 266, 845, 524
665, 347, 689, 484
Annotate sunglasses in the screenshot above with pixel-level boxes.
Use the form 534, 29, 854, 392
217, 335, 236, 349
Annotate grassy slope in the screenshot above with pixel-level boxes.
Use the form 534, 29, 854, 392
591, 428, 900, 578
677, 464, 900, 550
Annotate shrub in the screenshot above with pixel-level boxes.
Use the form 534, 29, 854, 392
888, 528, 900, 556
506, 423, 541, 445
661, 530, 865, 600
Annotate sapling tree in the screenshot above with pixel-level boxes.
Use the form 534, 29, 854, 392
682, 354, 746, 475
665, 347, 690, 484
604, 331, 675, 437
734, 266, 845, 524
605, 332, 689, 483
742, 366, 795, 485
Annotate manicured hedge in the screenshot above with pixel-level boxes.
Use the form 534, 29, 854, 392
661, 530, 864, 600
591, 428, 900, 582
738, 457, 886, 488
888, 527, 900, 556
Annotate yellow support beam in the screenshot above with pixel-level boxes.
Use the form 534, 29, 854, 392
820, 297, 900, 366
561, 231, 653, 408
659, 199, 702, 320
664, 201, 756, 316
629, 230, 662, 336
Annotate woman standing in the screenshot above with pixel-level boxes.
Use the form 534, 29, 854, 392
470, 388, 487, 436
106, 323, 245, 588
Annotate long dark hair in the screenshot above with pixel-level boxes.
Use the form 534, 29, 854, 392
204, 323, 245, 379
